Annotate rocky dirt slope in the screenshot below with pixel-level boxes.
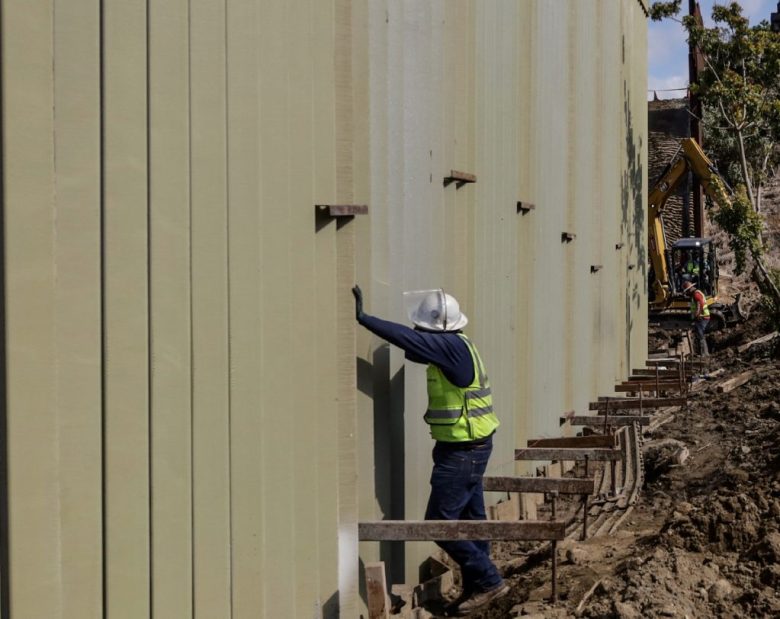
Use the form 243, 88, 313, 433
461, 311, 780, 619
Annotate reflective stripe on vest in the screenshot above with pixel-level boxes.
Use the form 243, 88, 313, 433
424, 335, 499, 442
690, 290, 710, 318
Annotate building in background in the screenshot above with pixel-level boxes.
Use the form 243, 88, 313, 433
0, 1, 647, 617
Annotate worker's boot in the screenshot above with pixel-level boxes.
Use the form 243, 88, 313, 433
454, 581, 510, 616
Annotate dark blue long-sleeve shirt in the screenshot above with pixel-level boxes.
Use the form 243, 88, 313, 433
358, 313, 474, 387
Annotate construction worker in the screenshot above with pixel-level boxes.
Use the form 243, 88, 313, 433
682, 280, 709, 356
351, 285, 510, 616
677, 251, 700, 289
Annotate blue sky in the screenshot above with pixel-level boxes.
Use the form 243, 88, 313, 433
648, 0, 778, 100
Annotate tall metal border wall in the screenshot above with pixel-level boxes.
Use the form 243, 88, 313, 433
0, 1, 646, 617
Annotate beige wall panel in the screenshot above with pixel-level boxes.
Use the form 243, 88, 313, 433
225, 0, 265, 613
473, 0, 522, 473
599, 1, 623, 389
148, 0, 193, 616
569, 1, 597, 419
626, 1, 649, 370
189, 0, 231, 616
102, 0, 151, 615
257, 1, 294, 614
223, 0, 263, 611
514, 2, 538, 468
2, 2, 61, 615
315, 222, 341, 617
334, 2, 361, 616
52, 0, 103, 616
528, 2, 570, 442
311, 1, 342, 615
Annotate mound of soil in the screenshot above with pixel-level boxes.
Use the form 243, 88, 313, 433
458, 310, 780, 619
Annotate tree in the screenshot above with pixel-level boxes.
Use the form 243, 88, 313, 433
650, 1, 780, 310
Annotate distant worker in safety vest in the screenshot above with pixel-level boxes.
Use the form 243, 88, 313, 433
351, 285, 509, 616
682, 279, 709, 357
677, 251, 700, 289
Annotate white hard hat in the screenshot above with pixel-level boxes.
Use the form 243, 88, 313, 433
405, 289, 468, 332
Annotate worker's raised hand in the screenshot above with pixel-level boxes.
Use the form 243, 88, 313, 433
352, 285, 364, 321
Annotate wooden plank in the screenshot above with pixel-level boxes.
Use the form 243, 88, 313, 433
514, 448, 622, 461
619, 379, 681, 387
563, 415, 650, 427
631, 369, 692, 377
483, 476, 595, 495
716, 370, 754, 394
614, 383, 681, 393
364, 563, 390, 619
645, 358, 681, 366
590, 397, 686, 410
737, 331, 778, 353
526, 435, 615, 449
358, 520, 566, 541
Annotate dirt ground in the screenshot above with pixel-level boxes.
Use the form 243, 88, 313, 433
465, 310, 780, 618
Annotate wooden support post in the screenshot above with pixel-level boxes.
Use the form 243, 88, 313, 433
482, 476, 595, 495
365, 562, 390, 619
515, 447, 622, 461
358, 520, 566, 541
563, 415, 651, 427
526, 435, 616, 449
589, 397, 686, 410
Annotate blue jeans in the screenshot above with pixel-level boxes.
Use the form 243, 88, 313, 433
694, 318, 709, 356
424, 436, 502, 592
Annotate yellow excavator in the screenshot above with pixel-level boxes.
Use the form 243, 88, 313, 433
648, 138, 746, 330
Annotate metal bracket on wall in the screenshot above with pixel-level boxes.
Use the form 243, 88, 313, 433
615, 242, 624, 250
590, 265, 603, 273
627, 264, 636, 270
443, 170, 476, 188
314, 204, 368, 231
561, 232, 576, 243
517, 201, 536, 215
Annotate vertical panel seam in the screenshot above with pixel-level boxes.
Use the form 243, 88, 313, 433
145, 0, 154, 613
223, 0, 234, 613
188, 0, 195, 614
99, 0, 108, 616
0, 0, 10, 610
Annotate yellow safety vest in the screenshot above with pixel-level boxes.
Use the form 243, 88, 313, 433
424, 335, 499, 442
690, 290, 710, 319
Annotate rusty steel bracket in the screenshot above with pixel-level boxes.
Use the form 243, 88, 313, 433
315, 204, 368, 231
517, 201, 536, 215
443, 170, 476, 188
315, 204, 368, 217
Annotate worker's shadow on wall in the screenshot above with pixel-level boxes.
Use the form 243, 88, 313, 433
357, 343, 406, 585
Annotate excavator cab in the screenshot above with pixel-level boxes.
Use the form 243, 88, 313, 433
669, 238, 717, 298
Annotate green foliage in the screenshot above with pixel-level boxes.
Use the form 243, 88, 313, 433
649, 1, 682, 21
652, 1, 780, 310
709, 184, 763, 274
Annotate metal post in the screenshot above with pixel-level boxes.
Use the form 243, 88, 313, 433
610, 459, 617, 496
581, 456, 589, 540
550, 492, 558, 603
